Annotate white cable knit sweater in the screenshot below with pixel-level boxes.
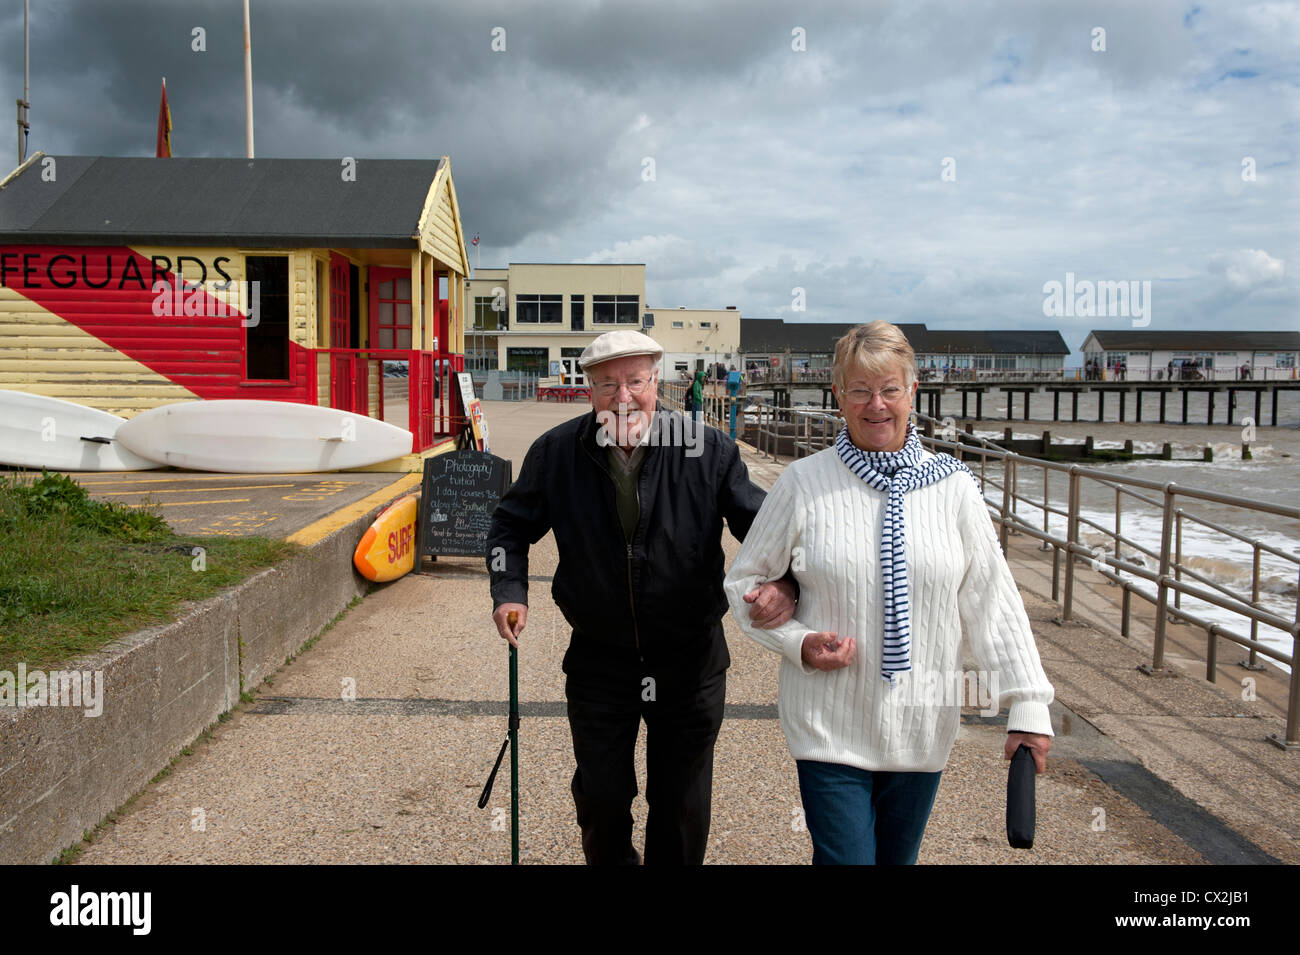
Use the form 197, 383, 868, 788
724, 447, 1054, 773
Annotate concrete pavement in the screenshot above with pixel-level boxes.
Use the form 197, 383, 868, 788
67, 400, 1298, 864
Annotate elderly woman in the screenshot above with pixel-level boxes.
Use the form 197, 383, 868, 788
724, 321, 1054, 865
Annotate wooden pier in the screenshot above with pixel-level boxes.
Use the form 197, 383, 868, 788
743, 377, 1300, 426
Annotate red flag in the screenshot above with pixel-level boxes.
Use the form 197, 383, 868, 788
156, 78, 172, 157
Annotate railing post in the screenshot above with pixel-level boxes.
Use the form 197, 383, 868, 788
999, 452, 1011, 554
1062, 467, 1080, 622
1114, 486, 1122, 563
1010, 456, 1019, 521
1051, 544, 1061, 601
1248, 542, 1261, 669
1281, 625, 1300, 748
1147, 482, 1178, 673
1040, 466, 1051, 550
773, 405, 782, 465
1174, 511, 1183, 612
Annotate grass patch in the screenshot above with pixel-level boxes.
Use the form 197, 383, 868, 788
0, 471, 299, 671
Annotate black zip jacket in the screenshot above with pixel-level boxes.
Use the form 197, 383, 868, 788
487, 404, 766, 679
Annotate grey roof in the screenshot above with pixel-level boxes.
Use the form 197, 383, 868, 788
0, 156, 443, 247
1085, 329, 1300, 351
740, 319, 1069, 356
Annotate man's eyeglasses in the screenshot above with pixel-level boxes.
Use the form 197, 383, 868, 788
841, 385, 908, 404
594, 377, 653, 398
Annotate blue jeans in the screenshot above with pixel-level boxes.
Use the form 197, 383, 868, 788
795, 760, 942, 865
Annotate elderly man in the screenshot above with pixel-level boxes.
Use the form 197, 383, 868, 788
487, 330, 796, 865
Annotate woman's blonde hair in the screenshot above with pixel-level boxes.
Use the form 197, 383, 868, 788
832, 321, 917, 393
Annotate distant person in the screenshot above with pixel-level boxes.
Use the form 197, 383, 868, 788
487, 330, 797, 865
725, 365, 744, 437
1167, 359, 1174, 381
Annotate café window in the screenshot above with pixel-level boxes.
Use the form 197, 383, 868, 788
516, 294, 562, 324
570, 295, 585, 331
506, 346, 549, 375
473, 296, 505, 331
244, 255, 290, 380
593, 295, 639, 324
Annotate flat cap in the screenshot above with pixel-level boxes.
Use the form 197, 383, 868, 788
578, 329, 664, 370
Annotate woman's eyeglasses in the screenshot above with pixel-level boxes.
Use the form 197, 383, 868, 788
841, 385, 907, 404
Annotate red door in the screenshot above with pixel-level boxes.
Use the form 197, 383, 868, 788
369, 267, 414, 351
330, 253, 351, 348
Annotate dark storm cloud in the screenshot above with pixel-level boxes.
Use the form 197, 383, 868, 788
2, 0, 1296, 338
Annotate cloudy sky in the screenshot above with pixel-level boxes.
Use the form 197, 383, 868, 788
2, 0, 1296, 355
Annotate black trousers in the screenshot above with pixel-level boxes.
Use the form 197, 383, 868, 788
565, 666, 727, 865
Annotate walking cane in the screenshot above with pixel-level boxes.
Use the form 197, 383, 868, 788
478, 609, 520, 864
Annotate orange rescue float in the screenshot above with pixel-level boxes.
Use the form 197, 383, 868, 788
353, 493, 420, 582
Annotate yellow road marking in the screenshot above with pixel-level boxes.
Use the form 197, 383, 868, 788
96, 484, 295, 496
123, 498, 252, 507
286, 473, 421, 547
78, 476, 360, 486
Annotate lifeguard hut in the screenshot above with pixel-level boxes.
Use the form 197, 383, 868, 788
0, 154, 472, 465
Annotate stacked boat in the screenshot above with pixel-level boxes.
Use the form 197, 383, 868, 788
0, 392, 414, 473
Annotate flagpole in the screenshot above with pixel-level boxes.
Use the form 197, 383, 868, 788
243, 0, 255, 159
17, 0, 29, 165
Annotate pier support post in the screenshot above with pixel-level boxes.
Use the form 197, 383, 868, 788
1254, 389, 1262, 425
961, 391, 969, 419
1052, 391, 1060, 421
976, 390, 983, 420
1272, 387, 1279, 427
1072, 391, 1079, 422
1006, 390, 1013, 422
1023, 390, 1030, 420
1119, 390, 1126, 422
1207, 390, 1215, 425
1135, 389, 1143, 422
1159, 390, 1166, 423
1097, 391, 1105, 423
1182, 388, 1189, 424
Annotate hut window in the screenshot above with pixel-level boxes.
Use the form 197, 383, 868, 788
245, 255, 290, 380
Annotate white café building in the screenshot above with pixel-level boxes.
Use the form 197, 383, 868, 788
462, 263, 741, 383
1081, 330, 1300, 381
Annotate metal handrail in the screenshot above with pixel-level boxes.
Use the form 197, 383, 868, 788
728, 398, 1300, 748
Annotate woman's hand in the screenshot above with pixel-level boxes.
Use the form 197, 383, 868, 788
801, 632, 856, 671
1005, 732, 1051, 773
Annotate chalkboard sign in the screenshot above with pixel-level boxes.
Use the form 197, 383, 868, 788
418, 450, 512, 559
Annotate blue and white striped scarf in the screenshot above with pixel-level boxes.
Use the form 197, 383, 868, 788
835, 424, 977, 684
